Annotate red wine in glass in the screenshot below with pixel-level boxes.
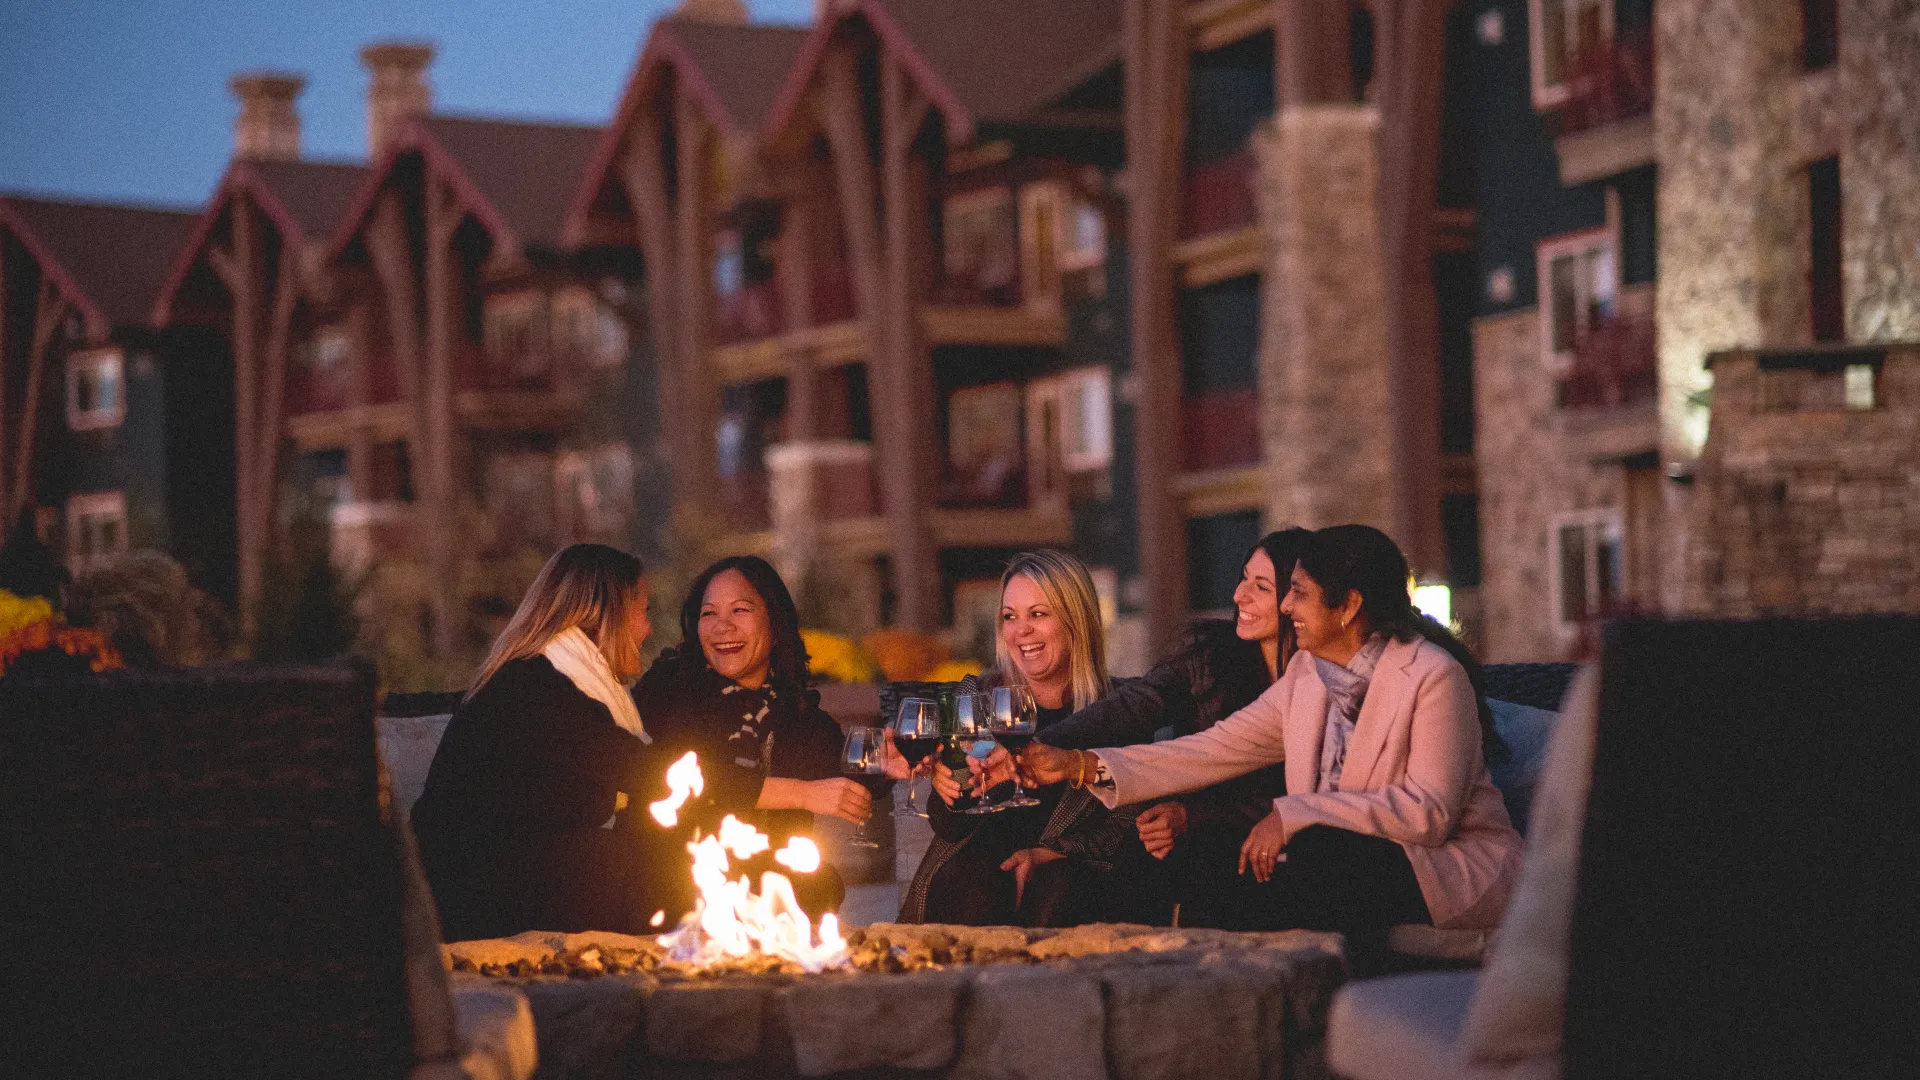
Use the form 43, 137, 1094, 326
986, 686, 1041, 808
896, 737, 942, 763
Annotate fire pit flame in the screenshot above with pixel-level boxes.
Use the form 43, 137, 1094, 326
649, 750, 704, 827
652, 756, 847, 972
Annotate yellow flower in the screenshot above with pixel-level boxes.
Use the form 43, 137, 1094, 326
801, 629, 878, 684
0, 589, 55, 639
924, 659, 984, 683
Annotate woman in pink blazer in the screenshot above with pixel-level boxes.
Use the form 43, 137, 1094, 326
1023, 525, 1522, 936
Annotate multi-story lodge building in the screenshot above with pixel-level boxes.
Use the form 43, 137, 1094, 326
0, 194, 218, 592
9, 0, 1915, 671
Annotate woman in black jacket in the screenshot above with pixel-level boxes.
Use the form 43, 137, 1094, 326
633, 556, 881, 916
1035, 528, 1309, 921
412, 543, 685, 941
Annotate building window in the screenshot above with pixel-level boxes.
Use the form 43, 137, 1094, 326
1801, 0, 1838, 70
296, 327, 352, 374
1808, 156, 1844, 344
553, 286, 628, 369
1537, 227, 1617, 373
66, 491, 128, 571
483, 290, 550, 379
1178, 275, 1261, 472
1551, 509, 1623, 630
1187, 509, 1262, 615
66, 348, 125, 431
1529, 0, 1613, 108
1025, 367, 1114, 500
943, 380, 1026, 508
941, 186, 1019, 306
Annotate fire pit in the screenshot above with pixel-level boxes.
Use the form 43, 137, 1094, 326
448, 922, 1347, 1080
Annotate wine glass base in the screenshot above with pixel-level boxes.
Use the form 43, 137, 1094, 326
961, 801, 1017, 815
999, 794, 1042, 808
848, 837, 882, 848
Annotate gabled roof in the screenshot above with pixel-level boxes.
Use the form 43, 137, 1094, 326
151, 157, 368, 323
766, 0, 1123, 145
332, 114, 602, 256
566, 18, 810, 244
0, 194, 199, 334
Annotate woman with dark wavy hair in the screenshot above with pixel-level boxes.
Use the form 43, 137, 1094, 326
1022, 525, 1521, 945
634, 555, 885, 915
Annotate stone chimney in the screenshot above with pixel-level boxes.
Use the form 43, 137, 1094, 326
229, 72, 305, 161
360, 41, 435, 160
677, 0, 749, 25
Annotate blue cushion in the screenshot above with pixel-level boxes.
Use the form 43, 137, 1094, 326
1486, 698, 1560, 835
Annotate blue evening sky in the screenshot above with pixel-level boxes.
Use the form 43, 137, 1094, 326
0, 1, 817, 208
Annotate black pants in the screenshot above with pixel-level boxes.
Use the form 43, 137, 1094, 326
1178, 824, 1431, 942
923, 834, 1171, 928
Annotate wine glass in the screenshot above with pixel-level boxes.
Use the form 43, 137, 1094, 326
985, 685, 1042, 808
956, 692, 1009, 815
840, 726, 888, 848
892, 698, 942, 817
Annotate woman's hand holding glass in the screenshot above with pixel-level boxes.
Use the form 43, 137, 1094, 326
1017, 742, 1085, 787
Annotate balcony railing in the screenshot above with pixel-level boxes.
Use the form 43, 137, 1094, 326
714, 263, 862, 346
1560, 310, 1657, 410
1181, 148, 1259, 240
938, 454, 1029, 510
1556, 29, 1654, 137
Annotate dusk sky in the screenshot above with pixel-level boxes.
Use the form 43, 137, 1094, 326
0, 0, 817, 208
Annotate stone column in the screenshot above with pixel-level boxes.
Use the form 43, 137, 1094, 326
1839, 0, 1920, 342
1654, 0, 1806, 466
1253, 107, 1396, 535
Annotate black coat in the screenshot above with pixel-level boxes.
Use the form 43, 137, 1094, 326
631, 646, 846, 844
1040, 619, 1287, 831
411, 655, 685, 940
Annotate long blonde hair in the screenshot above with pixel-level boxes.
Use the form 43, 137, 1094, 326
469, 543, 648, 697
995, 549, 1110, 711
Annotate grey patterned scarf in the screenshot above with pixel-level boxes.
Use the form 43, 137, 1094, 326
1311, 635, 1387, 793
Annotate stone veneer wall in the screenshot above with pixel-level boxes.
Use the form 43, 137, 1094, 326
1654, 0, 1809, 462
1841, 0, 1920, 341
1472, 288, 1663, 662
1253, 106, 1397, 535
1686, 349, 1920, 615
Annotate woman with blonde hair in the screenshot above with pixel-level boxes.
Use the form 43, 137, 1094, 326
413, 543, 686, 940
902, 549, 1156, 926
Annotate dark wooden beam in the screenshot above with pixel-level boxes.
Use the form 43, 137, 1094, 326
423, 174, 460, 659
8, 279, 65, 526
879, 49, 940, 631
674, 90, 721, 518
618, 109, 699, 512
1126, 0, 1193, 652
1278, 0, 1356, 106
1373, 0, 1449, 576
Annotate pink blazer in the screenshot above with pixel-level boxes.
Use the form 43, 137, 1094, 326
1095, 637, 1523, 928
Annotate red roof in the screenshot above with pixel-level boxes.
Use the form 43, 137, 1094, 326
334, 114, 603, 255
418, 115, 603, 249
151, 157, 369, 323
765, 0, 1122, 144
0, 194, 200, 333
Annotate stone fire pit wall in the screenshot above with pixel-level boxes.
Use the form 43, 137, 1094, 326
448, 923, 1348, 1080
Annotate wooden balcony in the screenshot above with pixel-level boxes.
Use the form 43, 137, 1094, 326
1554, 30, 1654, 138
1181, 148, 1260, 241
1560, 308, 1657, 412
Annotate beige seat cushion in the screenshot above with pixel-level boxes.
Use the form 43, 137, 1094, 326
1458, 666, 1601, 1066
1329, 971, 1558, 1080
1387, 924, 1492, 963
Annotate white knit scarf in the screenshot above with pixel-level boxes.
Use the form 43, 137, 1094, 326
541, 626, 650, 743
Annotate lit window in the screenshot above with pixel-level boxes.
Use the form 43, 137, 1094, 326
1551, 509, 1623, 630
483, 290, 550, 378
296, 328, 352, 373
943, 187, 1019, 303
1529, 0, 1613, 108
66, 348, 125, 431
66, 491, 128, 571
1537, 227, 1617, 373
553, 287, 628, 369
712, 231, 745, 298
1844, 364, 1875, 410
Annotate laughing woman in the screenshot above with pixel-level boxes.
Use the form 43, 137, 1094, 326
1021, 526, 1522, 944
634, 555, 889, 916
412, 544, 684, 941
902, 549, 1150, 927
